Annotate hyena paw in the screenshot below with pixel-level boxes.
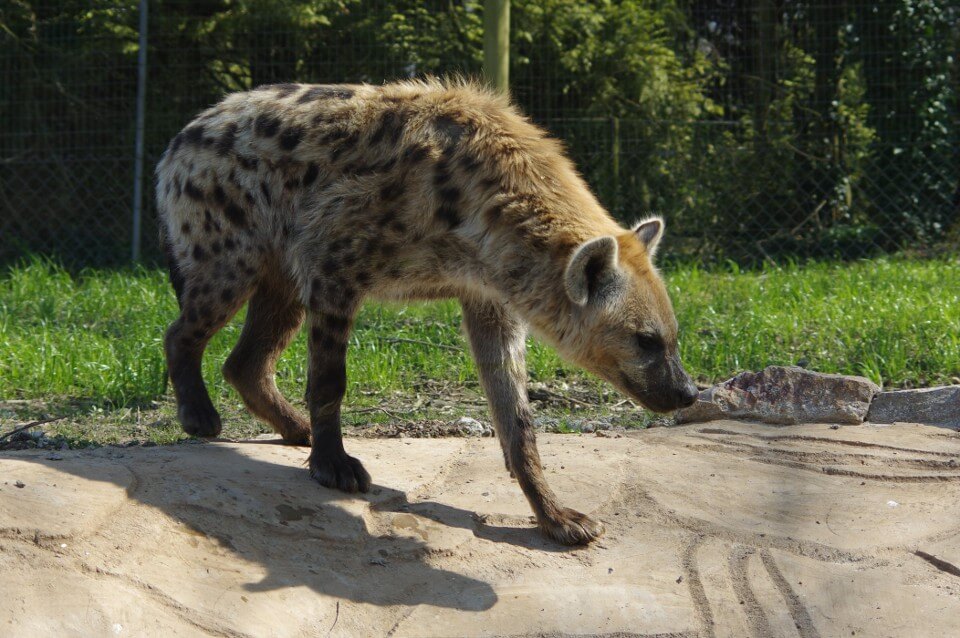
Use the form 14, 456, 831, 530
540, 508, 605, 545
310, 452, 372, 494
178, 402, 222, 438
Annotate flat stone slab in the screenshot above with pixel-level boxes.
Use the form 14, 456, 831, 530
867, 385, 960, 428
2, 423, 960, 636
677, 365, 879, 425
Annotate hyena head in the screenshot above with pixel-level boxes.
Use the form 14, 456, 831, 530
560, 217, 699, 413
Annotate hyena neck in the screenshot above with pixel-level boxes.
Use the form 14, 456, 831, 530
476, 189, 621, 344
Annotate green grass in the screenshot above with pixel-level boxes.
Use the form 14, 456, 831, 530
0, 257, 576, 408
1, 256, 958, 444
670, 259, 960, 388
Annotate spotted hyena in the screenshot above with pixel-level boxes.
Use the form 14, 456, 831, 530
157, 78, 698, 545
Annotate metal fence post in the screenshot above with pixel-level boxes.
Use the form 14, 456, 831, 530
483, 0, 510, 93
131, 0, 149, 262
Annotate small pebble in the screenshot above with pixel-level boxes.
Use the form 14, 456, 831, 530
455, 417, 490, 437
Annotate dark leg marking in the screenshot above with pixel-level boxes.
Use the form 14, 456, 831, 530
306, 308, 370, 493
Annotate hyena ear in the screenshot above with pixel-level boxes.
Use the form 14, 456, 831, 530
633, 217, 664, 258
564, 236, 619, 306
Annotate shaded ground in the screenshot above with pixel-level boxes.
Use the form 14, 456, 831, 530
2, 421, 959, 636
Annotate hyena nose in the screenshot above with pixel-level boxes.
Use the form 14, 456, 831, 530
677, 380, 699, 408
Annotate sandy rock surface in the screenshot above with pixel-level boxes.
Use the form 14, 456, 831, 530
2, 421, 960, 637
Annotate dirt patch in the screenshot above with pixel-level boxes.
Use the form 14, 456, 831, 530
2, 421, 960, 636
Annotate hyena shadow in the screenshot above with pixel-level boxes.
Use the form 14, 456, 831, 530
16, 445, 502, 611
11, 439, 580, 612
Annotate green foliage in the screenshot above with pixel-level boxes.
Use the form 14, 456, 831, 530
856, 0, 959, 242
0, 1, 956, 266
509, 1, 719, 220
513, 0, 712, 118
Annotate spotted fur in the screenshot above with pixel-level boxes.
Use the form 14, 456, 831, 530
157, 78, 697, 545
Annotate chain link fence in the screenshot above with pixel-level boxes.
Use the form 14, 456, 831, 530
2, 1, 957, 268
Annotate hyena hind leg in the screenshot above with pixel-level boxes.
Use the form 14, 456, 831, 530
165, 274, 253, 438
305, 307, 371, 494
223, 280, 310, 445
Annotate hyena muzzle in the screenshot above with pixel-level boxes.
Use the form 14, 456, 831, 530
157, 79, 698, 545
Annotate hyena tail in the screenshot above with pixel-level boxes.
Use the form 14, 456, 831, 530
160, 225, 186, 308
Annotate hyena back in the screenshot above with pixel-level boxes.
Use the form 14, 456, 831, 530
157, 78, 698, 545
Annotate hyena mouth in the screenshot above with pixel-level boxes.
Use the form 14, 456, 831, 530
617, 371, 675, 414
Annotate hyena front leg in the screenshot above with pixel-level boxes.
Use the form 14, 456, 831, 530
306, 308, 371, 493
461, 298, 604, 545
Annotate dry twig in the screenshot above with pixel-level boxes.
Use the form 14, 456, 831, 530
0, 416, 67, 443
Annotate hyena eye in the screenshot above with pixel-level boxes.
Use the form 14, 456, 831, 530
635, 333, 663, 352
